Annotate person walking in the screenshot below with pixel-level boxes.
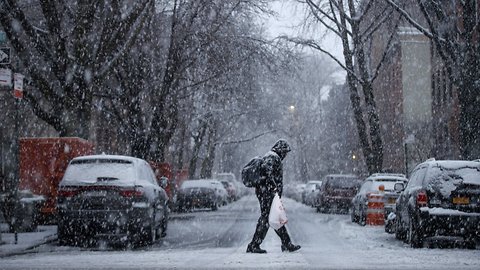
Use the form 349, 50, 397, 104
246, 139, 301, 253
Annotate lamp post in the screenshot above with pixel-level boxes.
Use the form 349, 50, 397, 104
288, 104, 308, 182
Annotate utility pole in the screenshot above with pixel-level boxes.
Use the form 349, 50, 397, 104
0, 30, 24, 241
0, 29, 8, 244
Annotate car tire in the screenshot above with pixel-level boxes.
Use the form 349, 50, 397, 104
159, 218, 167, 238
57, 225, 72, 246
408, 218, 423, 248
159, 207, 168, 238
395, 216, 406, 240
211, 202, 218, 211
359, 212, 366, 226
464, 239, 476, 250
350, 208, 358, 223
144, 221, 157, 246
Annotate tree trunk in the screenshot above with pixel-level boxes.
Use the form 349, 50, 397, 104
188, 122, 207, 179
338, 0, 379, 174
200, 126, 217, 179
457, 1, 480, 159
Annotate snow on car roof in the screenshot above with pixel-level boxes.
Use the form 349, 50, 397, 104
429, 159, 480, 168
61, 155, 148, 186
306, 180, 322, 184
367, 175, 408, 182
325, 174, 357, 178
71, 154, 143, 163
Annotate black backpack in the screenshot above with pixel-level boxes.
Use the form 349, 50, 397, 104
241, 156, 265, 187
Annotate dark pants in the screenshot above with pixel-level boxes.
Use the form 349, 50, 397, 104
249, 188, 292, 247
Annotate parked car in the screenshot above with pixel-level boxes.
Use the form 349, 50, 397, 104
57, 155, 169, 247
316, 174, 362, 213
210, 179, 229, 205
176, 179, 225, 211
215, 172, 246, 197
303, 180, 323, 207
294, 183, 307, 202
220, 180, 237, 202
395, 159, 480, 248
351, 173, 408, 227
283, 182, 305, 202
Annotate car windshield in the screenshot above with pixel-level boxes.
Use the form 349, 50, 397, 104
215, 173, 235, 182
220, 181, 229, 188
327, 178, 362, 188
371, 180, 401, 192
181, 180, 215, 189
62, 159, 135, 185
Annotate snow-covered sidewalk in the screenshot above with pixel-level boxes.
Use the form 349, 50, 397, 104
0, 224, 57, 258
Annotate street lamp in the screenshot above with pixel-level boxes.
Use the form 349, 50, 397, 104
288, 105, 295, 113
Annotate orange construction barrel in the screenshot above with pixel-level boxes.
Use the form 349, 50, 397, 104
366, 193, 385, 226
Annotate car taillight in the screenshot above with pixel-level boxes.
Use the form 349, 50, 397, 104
417, 192, 428, 207
119, 189, 144, 197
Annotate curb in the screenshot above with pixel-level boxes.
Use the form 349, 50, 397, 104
0, 233, 57, 259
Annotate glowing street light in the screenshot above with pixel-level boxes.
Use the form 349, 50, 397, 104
288, 105, 295, 113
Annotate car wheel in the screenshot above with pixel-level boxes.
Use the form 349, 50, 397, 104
395, 215, 406, 240
465, 240, 476, 250
57, 224, 72, 246
211, 202, 218, 211
350, 208, 358, 223
158, 208, 168, 238
159, 218, 167, 238
408, 218, 423, 248
144, 220, 157, 246
359, 212, 366, 226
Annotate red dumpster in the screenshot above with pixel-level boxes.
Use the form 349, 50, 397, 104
18, 137, 94, 222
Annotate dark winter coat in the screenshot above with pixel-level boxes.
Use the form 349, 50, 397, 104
257, 150, 284, 197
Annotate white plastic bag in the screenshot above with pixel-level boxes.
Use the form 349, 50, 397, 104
268, 193, 288, 230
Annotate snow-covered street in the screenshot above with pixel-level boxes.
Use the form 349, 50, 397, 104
1, 195, 479, 269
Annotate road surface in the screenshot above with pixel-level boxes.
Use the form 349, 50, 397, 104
0, 195, 479, 269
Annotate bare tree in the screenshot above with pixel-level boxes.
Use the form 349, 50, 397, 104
284, 0, 402, 174
0, 0, 154, 139
385, 0, 480, 159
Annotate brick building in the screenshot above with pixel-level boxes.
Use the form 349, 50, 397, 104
368, 4, 462, 175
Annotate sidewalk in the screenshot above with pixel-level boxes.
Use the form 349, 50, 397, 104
0, 223, 57, 258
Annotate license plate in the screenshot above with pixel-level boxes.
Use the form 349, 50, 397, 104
453, 197, 469, 204
83, 191, 107, 197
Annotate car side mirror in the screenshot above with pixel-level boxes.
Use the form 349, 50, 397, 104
394, 182, 404, 193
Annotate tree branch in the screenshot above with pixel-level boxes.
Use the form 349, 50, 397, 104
280, 36, 363, 84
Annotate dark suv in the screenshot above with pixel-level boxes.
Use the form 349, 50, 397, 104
316, 174, 362, 213
395, 159, 480, 248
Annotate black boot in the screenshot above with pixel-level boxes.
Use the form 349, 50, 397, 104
281, 243, 301, 252
246, 243, 267, 254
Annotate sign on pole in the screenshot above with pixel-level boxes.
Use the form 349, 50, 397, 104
0, 47, 10, 64
13, 73, 24, 99
0, 68, 12, 87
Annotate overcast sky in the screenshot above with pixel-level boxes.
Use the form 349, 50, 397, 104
264, 0, 344, 63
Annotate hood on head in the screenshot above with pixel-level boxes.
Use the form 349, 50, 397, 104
271, 139, 291, 155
